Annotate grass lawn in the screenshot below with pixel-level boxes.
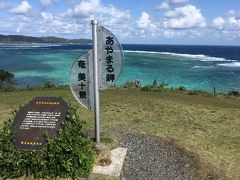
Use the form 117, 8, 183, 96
0, 87, 239, 179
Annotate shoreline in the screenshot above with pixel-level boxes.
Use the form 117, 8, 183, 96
1, 42, 240, 47
3, 82, 239, 97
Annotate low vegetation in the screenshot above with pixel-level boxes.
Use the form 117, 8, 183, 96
123, 80, 240, 98
0, 69, 15, 90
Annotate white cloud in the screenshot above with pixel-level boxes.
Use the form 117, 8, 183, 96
227, 10, 240, 17
100, 5, 130, 25
36, 10, 88, 36
66, 0, 101, 18
41, 12, 54, 22
138, 3, 206, 38
228, 17, 240, 27
135, 12, 159, 37
137, 12, 151, 29
212, 17, 225, 30
10, 1, 32, 15
40, 12, 65, 28
163, 30, 183, 38
227, 10, 240, 28
3, 0, 239, 44
16, 23, 25, 33
62, 0, 131, 35
155, 0, 188, 10
212, 10, 240, 30
156, 2, 170, 10
163, 5, 206, 29
164, 9, 179, 18
211, 10, 240, 41
170, 0, 188, 4
40, 0, 58, 7
19, 0, 130, 39
0, 15, 32, 34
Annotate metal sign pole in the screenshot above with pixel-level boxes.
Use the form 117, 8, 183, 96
91, 20, 100, 142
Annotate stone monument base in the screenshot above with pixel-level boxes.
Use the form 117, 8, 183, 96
93, 147, 127, 177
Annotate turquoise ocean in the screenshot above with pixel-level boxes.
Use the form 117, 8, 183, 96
1, 44, 240, 93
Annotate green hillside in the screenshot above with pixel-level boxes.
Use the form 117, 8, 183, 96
0, 34, 91, 44
0, 88, 239, 179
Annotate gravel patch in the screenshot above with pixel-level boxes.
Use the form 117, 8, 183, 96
117, 132, 198, 180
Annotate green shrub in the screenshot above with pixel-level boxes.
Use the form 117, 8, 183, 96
228, 90, 239, 96
0, 107, 95, 179
0, 69, 15, 89
141, 86, 152, 91
123, 80, 141, 88
188, 90, 199, 95
178, 86, 186, 91
44, 79, 56, 88
159, 82, 168, 89
188, 90, 208, 95
152, 80, 157, 88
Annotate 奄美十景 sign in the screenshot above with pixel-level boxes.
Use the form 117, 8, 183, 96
69, 50, 95, 110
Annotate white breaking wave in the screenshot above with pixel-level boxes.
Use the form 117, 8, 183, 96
124, 50, 237, 62
124, 50, 160, 54
159, 52, 230, 62
218, 62, 240, 67
0, 44, 62, 49
192, 65, 214, 69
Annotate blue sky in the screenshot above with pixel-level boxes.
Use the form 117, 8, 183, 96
0, 0, 240, 45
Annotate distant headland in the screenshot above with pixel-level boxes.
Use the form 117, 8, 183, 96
0, 34, 92, 44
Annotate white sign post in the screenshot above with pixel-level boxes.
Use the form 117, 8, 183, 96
69, 20, 124, 142
91, 20, 100, 142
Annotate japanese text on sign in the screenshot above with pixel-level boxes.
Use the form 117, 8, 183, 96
20, 111, 61, 130
78, 59, 87, 99
105, 36, 115, 82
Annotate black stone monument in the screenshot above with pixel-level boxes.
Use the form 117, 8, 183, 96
12, 97, 68, 151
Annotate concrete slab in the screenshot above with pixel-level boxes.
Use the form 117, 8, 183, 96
93, 147, 127, 177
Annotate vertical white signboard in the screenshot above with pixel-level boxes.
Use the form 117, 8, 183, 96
69, 50, 95, 111
97, 26, 124, 90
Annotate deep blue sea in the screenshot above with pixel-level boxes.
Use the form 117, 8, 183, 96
1, 44, 240, 93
